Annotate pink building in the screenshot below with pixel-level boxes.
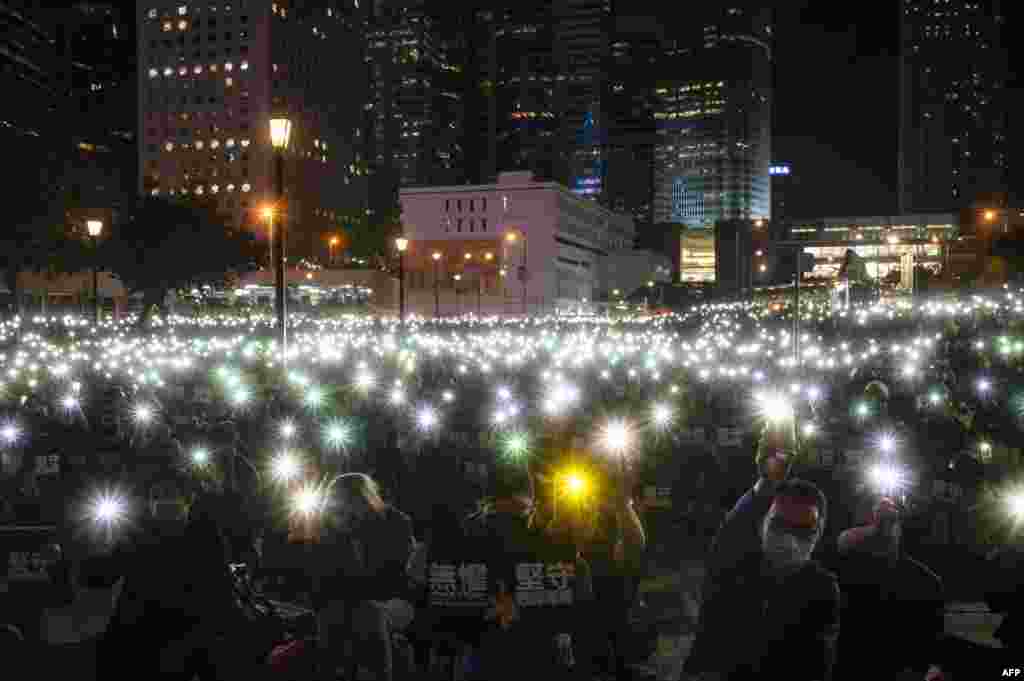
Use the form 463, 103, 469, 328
136, 1, 362, 259
399, 172, 634, 314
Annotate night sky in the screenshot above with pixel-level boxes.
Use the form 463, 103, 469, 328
108, 0, 1019, 218
773, 2, 902, 217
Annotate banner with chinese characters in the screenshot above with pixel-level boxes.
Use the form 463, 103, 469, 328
427, 560, 576, 609
428, 561, 489, 608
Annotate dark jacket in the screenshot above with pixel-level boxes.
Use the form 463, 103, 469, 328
985, 546, 1024, 650
97, 520, 242, 674
686, 486, 840, 681
314, 505, 415, 608
833, 550, 944, 678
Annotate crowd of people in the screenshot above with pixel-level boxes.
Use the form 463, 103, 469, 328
3, 294, 1024, 680
6, 442, 1014, 681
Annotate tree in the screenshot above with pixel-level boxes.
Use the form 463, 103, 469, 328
1, 130, 90, 316
106, 197, 261, 327
342, 204, 403, 265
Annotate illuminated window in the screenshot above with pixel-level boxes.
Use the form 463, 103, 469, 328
210, 140, 220, 149
195, 140, 205, 150
149, 9, 158, 19
240, 61, 249, 70
178, 20, 188, 30
163, 21, 173, 31
225, 77, 233, 87
178, 5, 188, 15
211, 184, 220, 193
164, 67, 173, 76
225, 62, 234, 72
226, 138, 235, 147
227, 183, 236, 192
193, 65, 203, 74
165, 142, 174, 151
150, 188, 160, 195
241, 183, 251, 192
196, 186, 205, 195
148, 68, 158, 78
179, 66, 187, 75
240, 139, 250, 147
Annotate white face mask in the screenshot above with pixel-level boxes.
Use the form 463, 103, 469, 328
762, 531, 814, 569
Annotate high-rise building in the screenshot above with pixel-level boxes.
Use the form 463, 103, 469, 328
770, 161, 793, 222
603, 14, 661, 224
3, 2, 136, 226
359, 0, 464, 222
465, 0, 611, 197
651, 5, 772, 229
898, 0, 1009, 214
137, 1, 363, 258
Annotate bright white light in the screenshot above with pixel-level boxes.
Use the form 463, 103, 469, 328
272, 453, 300, 482
280, 420, 297, 439
355, 372, 375, 391
61, 395, 79, 410
305, 386, 324, 408
92, 494, 125, 525
807, 386, 820, 401
1009, 492, 1024, 520
978, 379, 991, 393
442, 390, 455, 402
601, 419, 632, 453
878, 434, 896, 453
324, 420, 350, 450
869, 463, 903, 492
390, 388, 405, 405
929, 392, 942, 405
416, 406, 438, 431
651, 403, 673, 429
293, 486, 322, 516
191, 448, 210, 465
497, 387, 511, 401
802, 422, 816, 437
759, 394, 793, 423
133, 404, 153, 424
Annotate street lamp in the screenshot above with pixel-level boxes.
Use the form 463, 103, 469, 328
269, 116, 292, 360
86, 220, 103, 325
328, 236, 339, 266
453, 273, 462, 315
504, 230, 528, 314
432, 251, 442, 318
395, 237, 409, 324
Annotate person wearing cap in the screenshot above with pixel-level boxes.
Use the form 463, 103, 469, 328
833, 498, 945, 681
685, 450, 839, 681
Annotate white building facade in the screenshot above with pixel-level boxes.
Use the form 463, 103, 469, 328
399, 171, 634, 315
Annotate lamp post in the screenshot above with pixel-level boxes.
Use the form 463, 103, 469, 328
453, 273, 462, 315
505, 230, 528, 315
86, 220, 103, 325
432, 251, 442, 318
395, 237, 409, 324
328, 236, 339, 266
269, 116, 292, 360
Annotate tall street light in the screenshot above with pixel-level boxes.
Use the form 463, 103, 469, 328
269, 117, 292, 360
86, 220, 103, 325
395, 237, 409, 324
328, 236, 339, 266
453, 273, 462, 315
432, 251, 442, 318
505, 230, 528, 315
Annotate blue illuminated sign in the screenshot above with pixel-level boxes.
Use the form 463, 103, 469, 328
770, 165, 791, 176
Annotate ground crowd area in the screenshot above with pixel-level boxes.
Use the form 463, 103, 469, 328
1, 289, 1022, 679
